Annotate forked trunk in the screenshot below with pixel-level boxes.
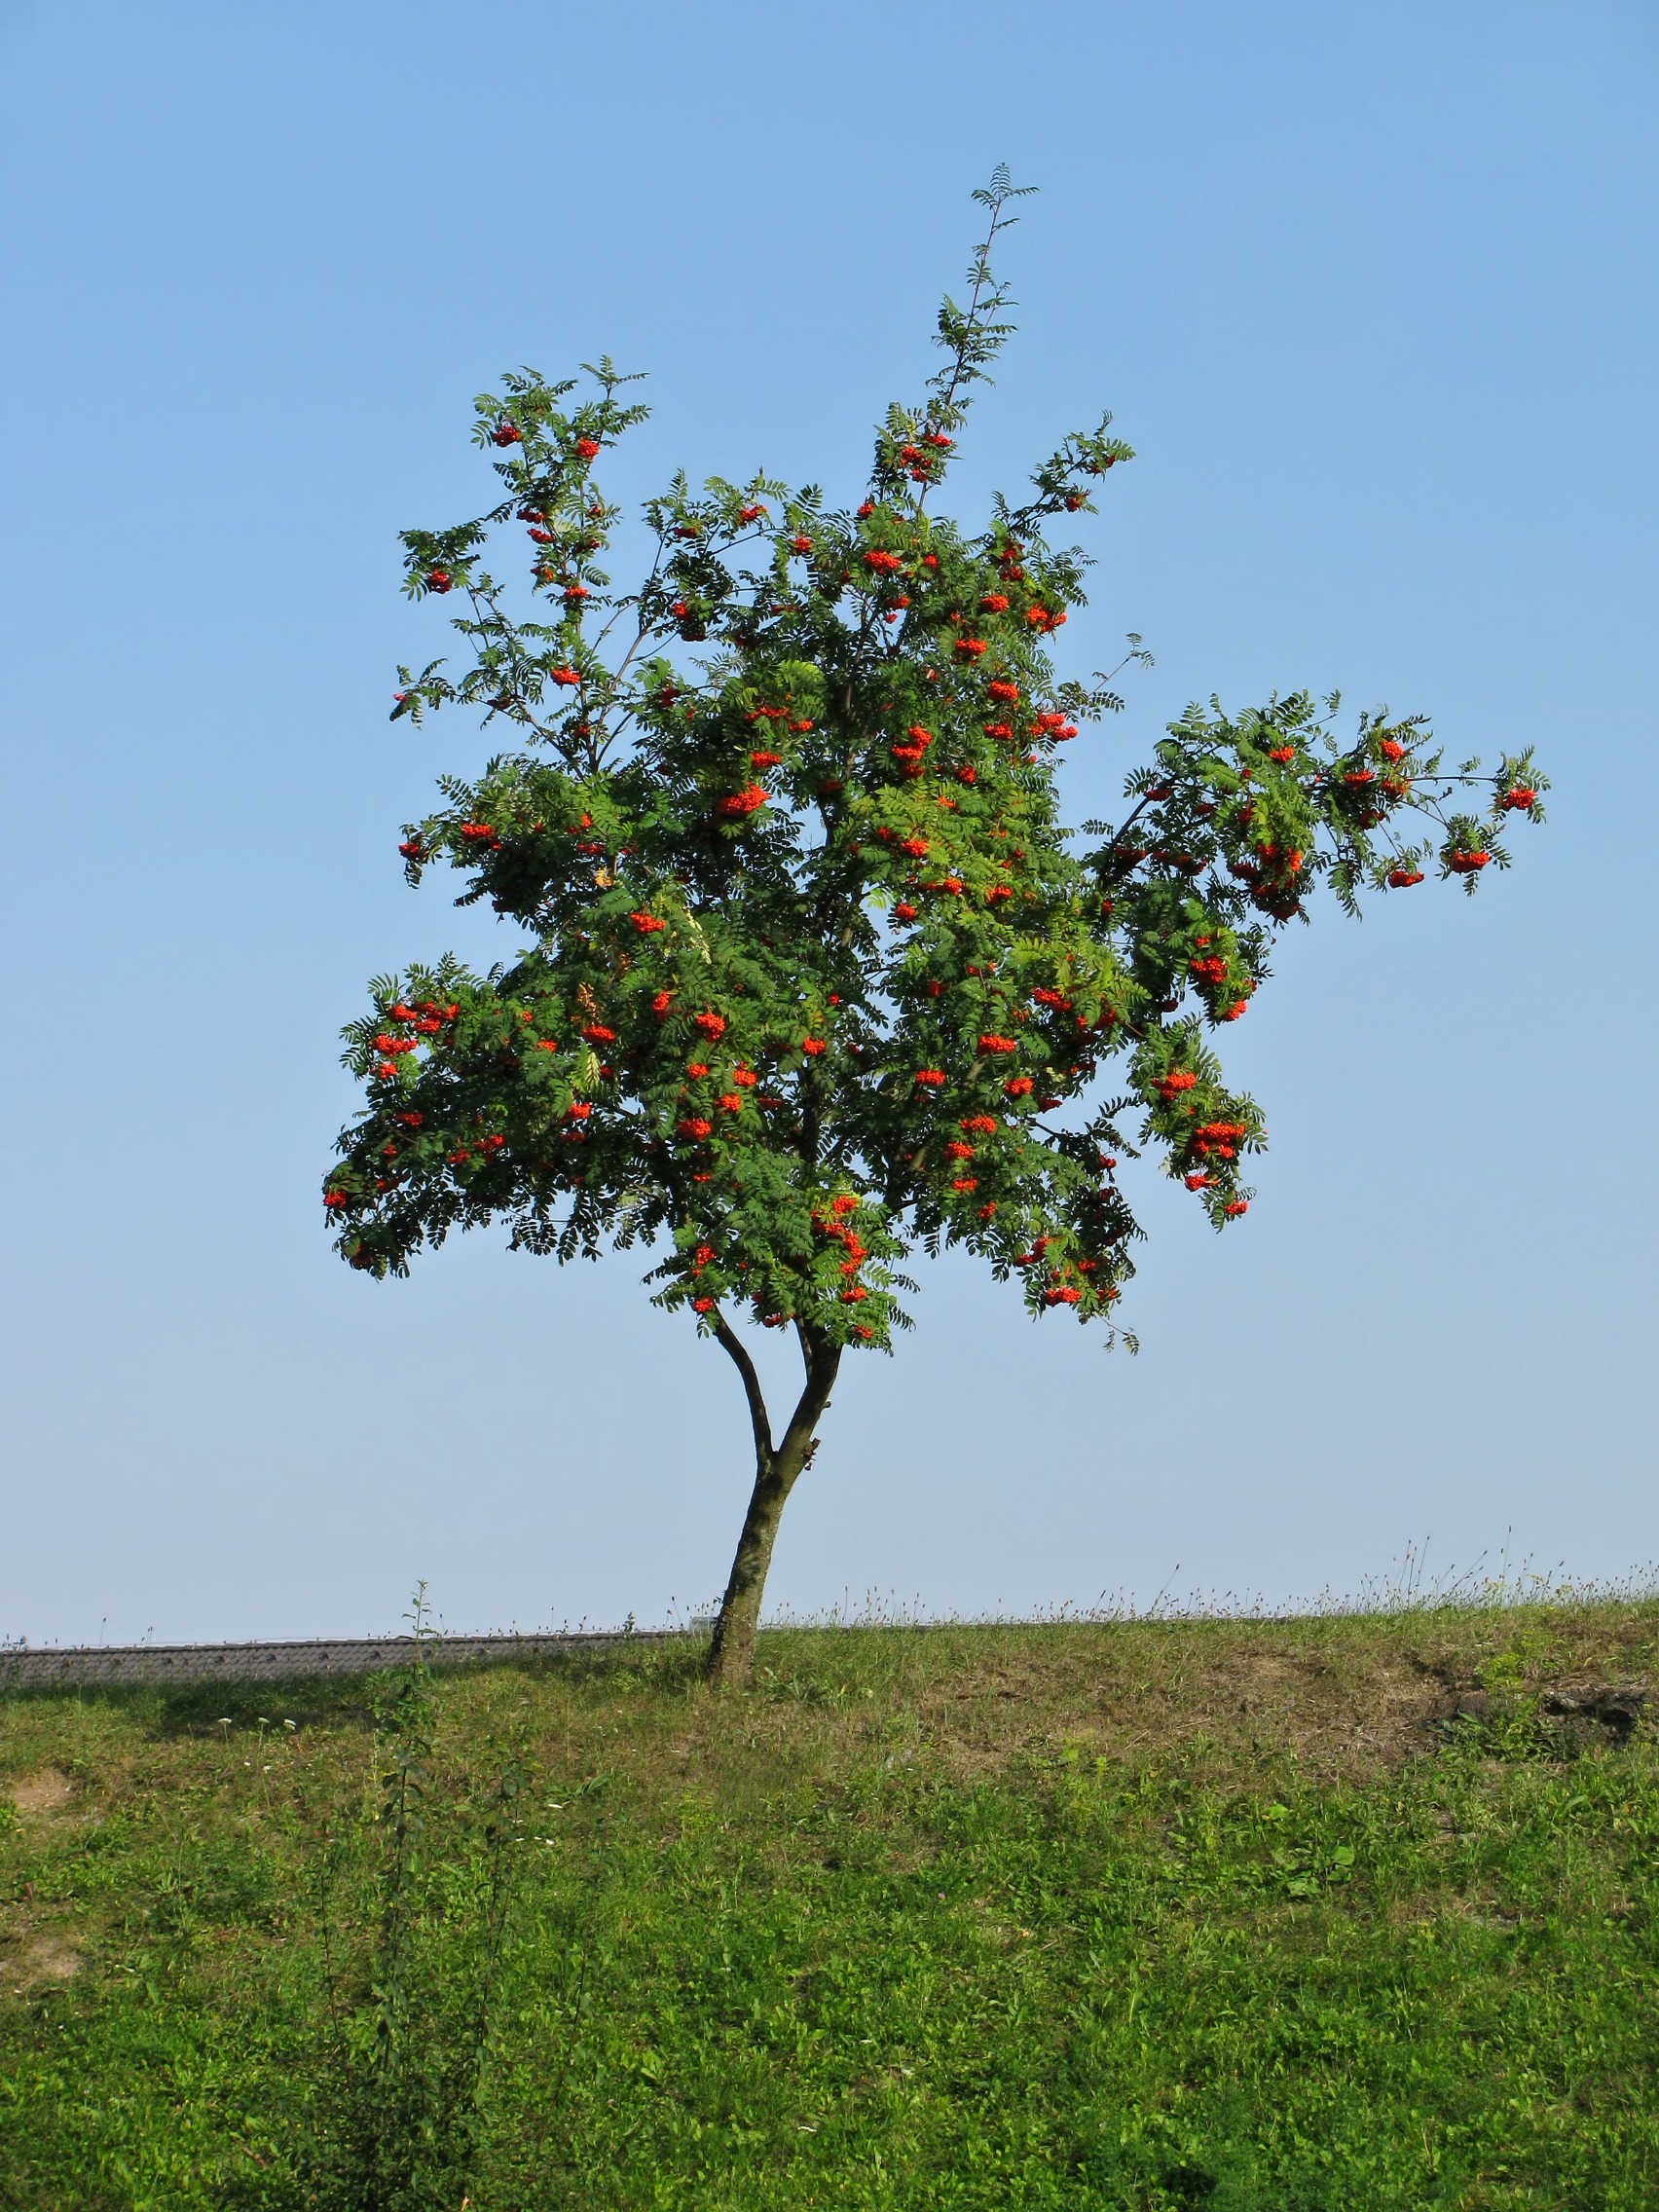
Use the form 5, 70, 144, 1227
706, 1319, 840, 1689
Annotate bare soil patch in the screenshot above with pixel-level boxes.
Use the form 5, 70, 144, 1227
10, 1934, 80, 1990
8, 1770, 73, 1817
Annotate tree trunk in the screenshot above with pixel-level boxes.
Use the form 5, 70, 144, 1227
705, 1318, 840, 1689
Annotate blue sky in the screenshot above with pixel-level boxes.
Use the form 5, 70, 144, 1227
3, 1, 1654, 1643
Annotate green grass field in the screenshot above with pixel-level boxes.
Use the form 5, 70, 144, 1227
3, 1604, 1656, 2209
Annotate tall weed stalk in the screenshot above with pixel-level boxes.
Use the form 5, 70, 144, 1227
308, 1591, 517, 2211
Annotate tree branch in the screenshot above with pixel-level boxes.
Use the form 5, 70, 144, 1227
778, 1328, 839, 1461
713, 1310, 773, 1465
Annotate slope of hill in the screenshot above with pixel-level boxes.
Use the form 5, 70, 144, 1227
3, 1605, 1655, 2208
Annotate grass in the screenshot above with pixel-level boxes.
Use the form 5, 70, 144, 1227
2, 1603, 1657, 2208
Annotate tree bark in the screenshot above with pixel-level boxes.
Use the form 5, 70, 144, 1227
705, 1319, 840, 1689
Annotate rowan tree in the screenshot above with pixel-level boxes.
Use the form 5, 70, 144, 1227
323, 174, 1545, 1685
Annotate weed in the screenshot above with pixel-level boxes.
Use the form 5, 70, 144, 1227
299, 1591, 518, 2212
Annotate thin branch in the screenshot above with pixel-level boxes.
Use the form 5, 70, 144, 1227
712, 1310, 773, 1464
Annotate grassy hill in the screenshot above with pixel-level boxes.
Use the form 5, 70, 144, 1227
3, 1604, 1657, 2208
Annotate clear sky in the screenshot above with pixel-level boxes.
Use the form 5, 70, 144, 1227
3, 1, 1654, 1644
